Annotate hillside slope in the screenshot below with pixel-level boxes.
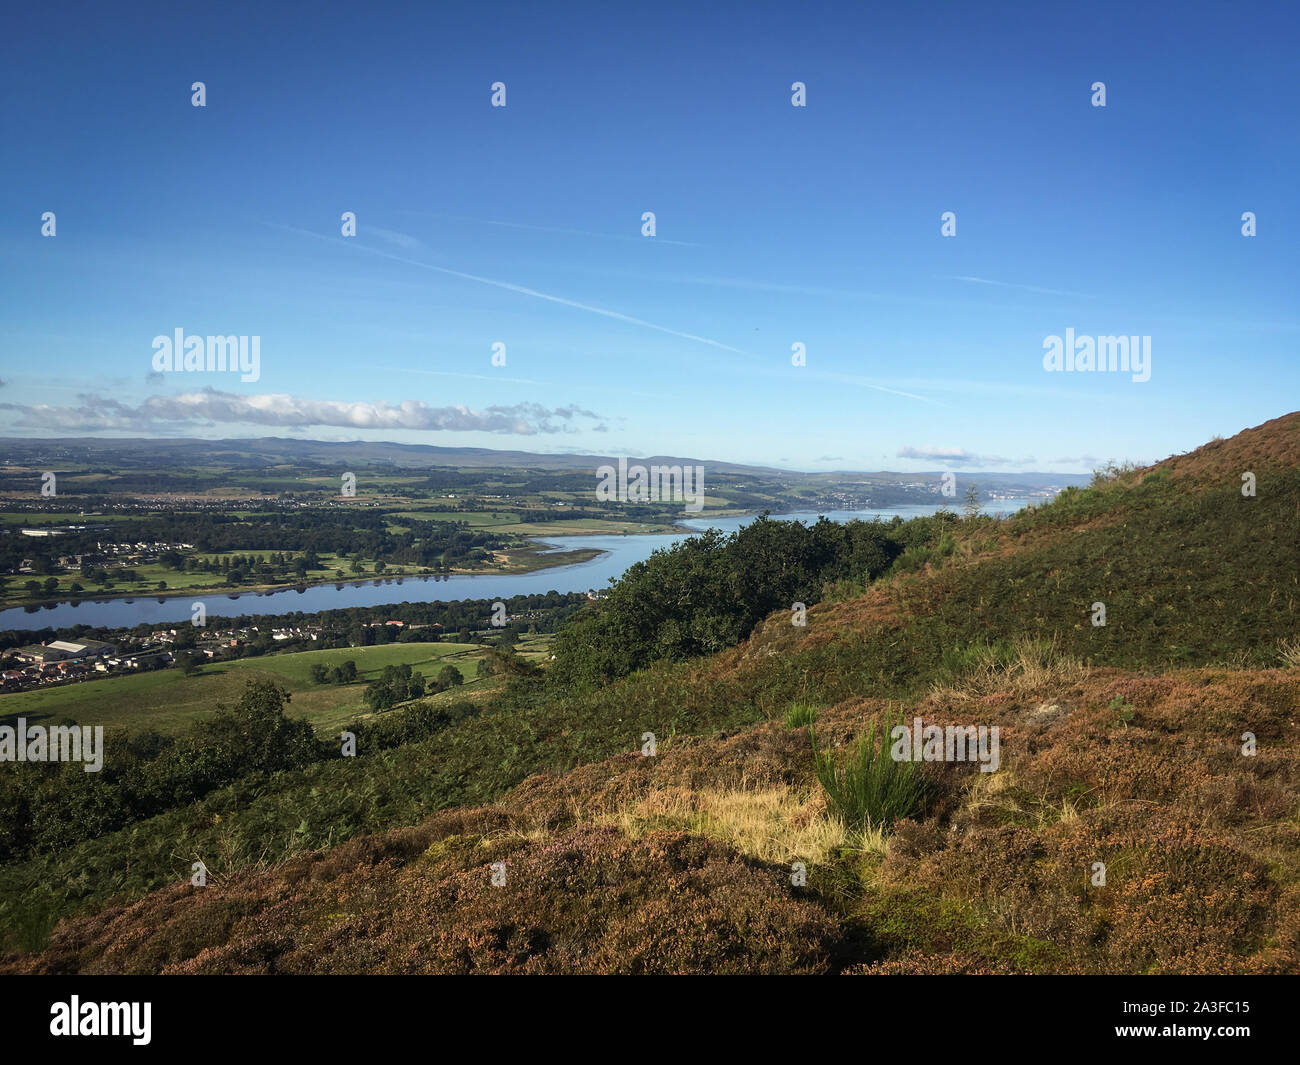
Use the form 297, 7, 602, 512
4, 413, 1298, 974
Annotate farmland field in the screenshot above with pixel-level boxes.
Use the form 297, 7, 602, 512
0, 635, 552, 737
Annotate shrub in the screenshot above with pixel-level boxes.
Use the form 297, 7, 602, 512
1108, 695, 1135, 728
193, 681, 322, 775
1090, 460, 1139, 488
890, 544, 933, 575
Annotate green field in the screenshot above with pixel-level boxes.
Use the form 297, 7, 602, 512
0, 513, 134, 525
0, 636, 552, 737
384, 509, 684, 535
2, 549, 441, 606
509, 518, 684, 535
385, 510, 518, 527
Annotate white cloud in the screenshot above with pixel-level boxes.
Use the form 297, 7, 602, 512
1, 391, 607, 435
897, 445, 1012, 467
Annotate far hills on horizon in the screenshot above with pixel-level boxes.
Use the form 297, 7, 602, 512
0, 436, 1092, 490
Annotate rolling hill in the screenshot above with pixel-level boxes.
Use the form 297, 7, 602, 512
2, 413, 1297, 973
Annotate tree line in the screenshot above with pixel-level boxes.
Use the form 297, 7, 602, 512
547, 513, 959, 691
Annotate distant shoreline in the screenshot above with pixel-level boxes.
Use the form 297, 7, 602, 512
1, 542, 605, 613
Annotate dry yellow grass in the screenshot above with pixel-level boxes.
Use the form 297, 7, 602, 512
962, 768, 1081, 828
1278, 637, 1300, 669
929, 634, 1090, 703
587, 782, 885, 864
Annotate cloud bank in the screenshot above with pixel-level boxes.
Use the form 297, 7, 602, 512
897, 445, 1012, 467
0, 390, 607, 435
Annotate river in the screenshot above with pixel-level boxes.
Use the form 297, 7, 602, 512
0, 500, 1033, 632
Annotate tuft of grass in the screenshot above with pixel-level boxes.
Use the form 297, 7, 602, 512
1278, 638, 1300, 669
784, 703, 820, 729
929, 635, 1089, 703
810, 708, 931, 833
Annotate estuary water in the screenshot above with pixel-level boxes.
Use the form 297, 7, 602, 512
0, 500, 1033, 632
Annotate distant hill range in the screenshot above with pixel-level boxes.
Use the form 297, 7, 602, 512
0, 436, 1091, 493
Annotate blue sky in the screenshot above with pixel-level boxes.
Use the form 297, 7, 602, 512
2, 0, 1296, 472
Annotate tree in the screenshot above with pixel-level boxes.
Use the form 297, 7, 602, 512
963, 484, 980, 520
481, 648, 541, 679
363, 682, 398, 711
309, 663, 328, 684
437, 664, 464, 689
196, 681, 321, 774
363, 662, 420, 710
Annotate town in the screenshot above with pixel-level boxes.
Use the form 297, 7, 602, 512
1, 621, 437, 692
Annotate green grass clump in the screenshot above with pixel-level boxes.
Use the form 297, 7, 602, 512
810, 709, 931, 831
784, 703, 820, 729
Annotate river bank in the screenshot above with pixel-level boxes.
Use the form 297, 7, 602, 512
0, 501, 1034, 633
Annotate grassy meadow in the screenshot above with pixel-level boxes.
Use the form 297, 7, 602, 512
0, 635, 552, 737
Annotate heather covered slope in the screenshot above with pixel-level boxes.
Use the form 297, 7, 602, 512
8, 665, 1297, 974
3, 414, 1298, 974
